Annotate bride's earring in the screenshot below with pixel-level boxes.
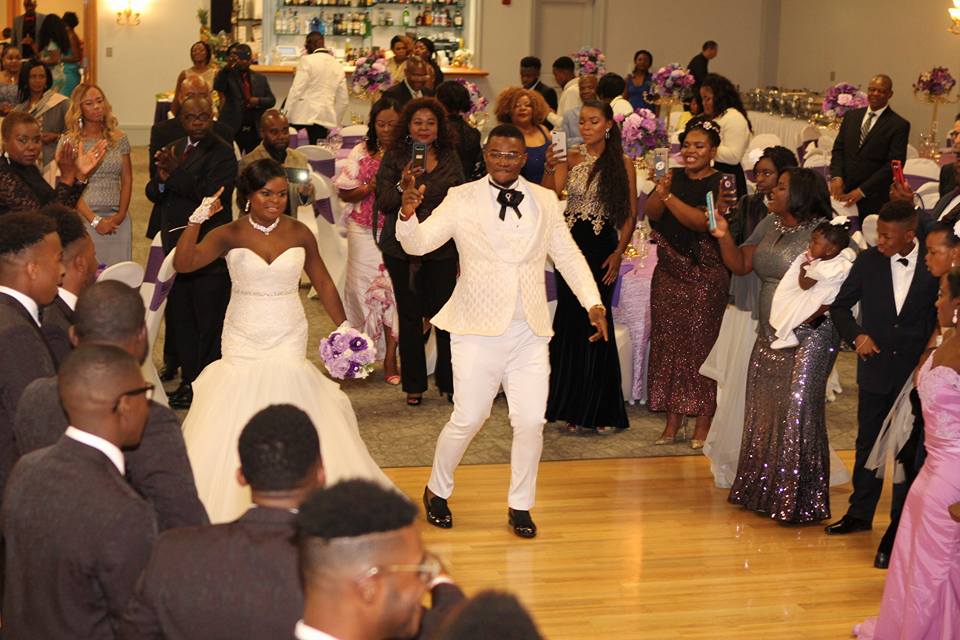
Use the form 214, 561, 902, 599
953, 306, 958, 327
244, 201, 250, 214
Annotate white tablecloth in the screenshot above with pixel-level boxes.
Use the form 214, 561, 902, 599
747, 111, 831, 153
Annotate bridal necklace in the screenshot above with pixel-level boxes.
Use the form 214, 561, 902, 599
248, 214, 279, 235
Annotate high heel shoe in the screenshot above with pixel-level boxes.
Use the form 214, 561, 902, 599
690, 439, 705, 450
654, 424, 687, 445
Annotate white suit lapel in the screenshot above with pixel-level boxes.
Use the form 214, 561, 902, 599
475, 178, 520, 263
516, 176, 549, 262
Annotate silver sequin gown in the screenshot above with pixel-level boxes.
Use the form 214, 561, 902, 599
727, 215, 837, 523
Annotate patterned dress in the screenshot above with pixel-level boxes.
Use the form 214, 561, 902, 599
727, 215, 836, 523
546, 148, 628, 429
81, 134, 132, 266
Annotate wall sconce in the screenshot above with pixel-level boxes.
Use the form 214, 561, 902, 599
115, 1, 143, 26
950, 0, 960, 34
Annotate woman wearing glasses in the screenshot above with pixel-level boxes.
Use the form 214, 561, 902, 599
175, 158, 393, 523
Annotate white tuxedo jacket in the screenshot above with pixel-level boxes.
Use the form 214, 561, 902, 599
396, 176, 601, 337
284, 50, 348, 129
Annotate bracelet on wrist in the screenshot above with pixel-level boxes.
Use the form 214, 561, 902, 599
662, 193, 673, 203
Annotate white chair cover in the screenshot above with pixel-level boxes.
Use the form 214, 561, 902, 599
904, 158, 940, 180
300, 171, 347, 298
97, 261, 145, 288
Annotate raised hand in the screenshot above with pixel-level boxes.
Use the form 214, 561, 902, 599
74, 139, 109, 179
709, 210, 730, 239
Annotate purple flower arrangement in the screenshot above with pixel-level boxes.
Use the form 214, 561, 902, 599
615, 108, 668, 160
573, 47, 606, 76
821, 82, 868, 120
650, 64, 695, 100
319, 324, 377, 380
913, 67, 957, 101
351, 54, 392, 98
454, 78, 489, 115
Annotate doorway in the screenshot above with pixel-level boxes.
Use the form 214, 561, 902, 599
6, 0, 97, 83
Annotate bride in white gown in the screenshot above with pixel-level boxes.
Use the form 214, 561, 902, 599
174, 158, 392, 522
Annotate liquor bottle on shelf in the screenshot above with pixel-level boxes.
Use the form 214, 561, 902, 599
402, 8, 411, 26
453, 9, 462, 27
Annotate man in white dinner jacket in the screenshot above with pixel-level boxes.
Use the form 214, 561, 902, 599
396, 123, 607, 539
284, 31, 348, 145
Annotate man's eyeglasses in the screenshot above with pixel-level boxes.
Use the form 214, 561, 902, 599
182, 114, 212, 124
361, 550, 442, 585
485, 150, 524, 162
112, 383, 155, 412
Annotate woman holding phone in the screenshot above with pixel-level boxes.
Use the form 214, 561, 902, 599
375, 97, 465, 406
541, 100, 636, 434
644, 117, 733, 449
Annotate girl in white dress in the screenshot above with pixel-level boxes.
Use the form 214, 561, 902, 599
174, 158, 392, 522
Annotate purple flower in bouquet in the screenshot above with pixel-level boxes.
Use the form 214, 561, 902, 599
454, 79, 489, 115
615, 108, 669, 160
319, 324, 377, 380
650, 64, 695, 100
351, 54, 393, 97
913, 66, 957, 100
573, 47, 607, 76
822, 82, 868, 120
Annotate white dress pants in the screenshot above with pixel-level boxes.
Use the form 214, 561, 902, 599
427, 320, 550, 510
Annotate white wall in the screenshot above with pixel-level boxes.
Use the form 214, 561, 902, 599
97, 0, 209, 145
777, 0, 960, 144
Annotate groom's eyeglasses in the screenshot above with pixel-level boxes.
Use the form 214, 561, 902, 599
112, 383, 155, 412
361, 550, 443, 585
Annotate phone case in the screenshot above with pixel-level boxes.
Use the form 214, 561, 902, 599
706, 192, 717, 231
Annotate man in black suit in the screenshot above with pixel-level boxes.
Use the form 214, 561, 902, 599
11, 0, 45, 58
687, 40, 717, 95
520, 56, 558, 112
0, 211, 61, 502
146, 95, 236, 409
294, 480, 465, 640
829, 75, 910, 217
1, 344, 157, 638
120, 404, 322, 639
382, 57, 432, 109
37, 205, 98, 366
827, 202, 938, 561
214, 43, 276, 154
14, 280, 209, 531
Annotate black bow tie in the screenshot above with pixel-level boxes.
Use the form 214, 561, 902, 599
490, 181, 524, 221
897, 257, 909, 266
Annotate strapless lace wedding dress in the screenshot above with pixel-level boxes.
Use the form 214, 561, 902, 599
182, 247, 391, 522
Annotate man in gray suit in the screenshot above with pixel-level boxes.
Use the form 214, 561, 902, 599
14, 280, 208, 531
2, 344, 157, 638
120, 404, 324, 640
12, 0, 45, 58
0, 210, 62, 504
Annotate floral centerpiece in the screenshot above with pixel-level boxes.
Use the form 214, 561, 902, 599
821, 82, 868, 122
573, 47, 606, 76
615, 108, 668, 161
913, 67, 957, 159
319, 324, 377, 380
455, 78, 489, 128
350, 53, 392, 100
649, 64, 695, 101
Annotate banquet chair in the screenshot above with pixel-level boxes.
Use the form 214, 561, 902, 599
299, 171, 347, 298
906, 144, 920, 160
139, 244, 178, 408
797, 126, 822, 164
297, 144, 337, 178
904, 158, 940, 180
97, 261, 145, 288
860, 215, 879, 247
289, 126, 307, 149
914, 181, 942, 211
742, 133, 783, 171
338, 123, 367, 150
802, 151, 831, 180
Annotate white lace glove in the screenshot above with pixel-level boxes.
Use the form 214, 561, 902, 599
188, 187, 225, 225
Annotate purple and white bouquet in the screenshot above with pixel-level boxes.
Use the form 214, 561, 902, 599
454, 79, 489, 115
573, 47, 606, 76
351, 54, 392, 98
822, 82, 868, 120
615, 108, 668, 160
319, 323, 377, 380
650, 64, 695, 100
913, 66, 956, 101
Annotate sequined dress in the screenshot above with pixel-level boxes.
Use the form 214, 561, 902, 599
647, 169, 729, 416
546, 149, 628, 429
728, 215, 837, 523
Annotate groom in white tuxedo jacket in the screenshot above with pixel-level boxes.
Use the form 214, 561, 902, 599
396, 124, 606, 538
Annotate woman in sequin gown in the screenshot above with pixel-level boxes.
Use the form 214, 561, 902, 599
541, 100, 637, 433
855, 270, 960, 639
645, 118, 730, 447
713, 168, 837, 524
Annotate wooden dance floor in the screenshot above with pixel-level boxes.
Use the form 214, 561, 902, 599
386, 450, 889, 639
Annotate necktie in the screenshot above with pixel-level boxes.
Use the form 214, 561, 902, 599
859, 111, 876, 147
490, 182, 524, 221
897, 257, 909, 266
182, 142, 197, 161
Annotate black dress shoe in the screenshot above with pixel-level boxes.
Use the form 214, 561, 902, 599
423, 488, 452, 529
824, 514, 872, 535
874, 551, 890, 569
168, 383, 193, 410
508, 508, 537, 539
158, 364, 178, 382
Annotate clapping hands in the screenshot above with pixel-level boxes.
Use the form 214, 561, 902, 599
56, 139, 108, 183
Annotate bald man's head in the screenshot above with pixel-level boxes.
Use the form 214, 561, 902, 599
260, 109, 290, 153
179, 95, 213, 139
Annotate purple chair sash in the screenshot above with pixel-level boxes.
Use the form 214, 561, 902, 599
904, 174, 936, 192
314, 198, 334, 223
149, 275, 176, 312
310, 158, 336, 177
289, 129, 308, 149
143, 244, 165, 285
341, 135, 364, 149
